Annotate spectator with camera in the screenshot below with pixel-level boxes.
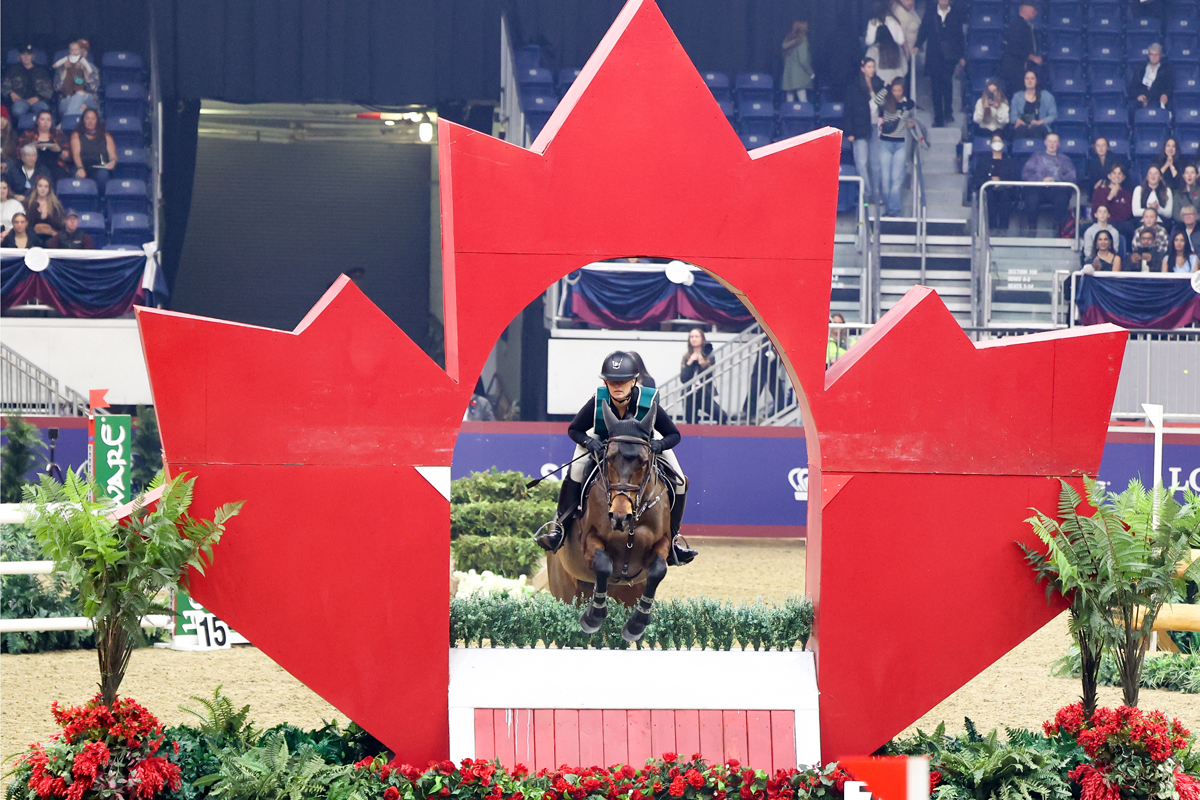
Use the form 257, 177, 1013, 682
1131, 207, 1170, 266
972, 80, 1010, 138
3, 44, 52, 118
1011, 70, 1056, 139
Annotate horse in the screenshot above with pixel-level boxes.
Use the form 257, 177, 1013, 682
546, 400, 674, 642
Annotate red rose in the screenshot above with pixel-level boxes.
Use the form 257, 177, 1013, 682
740, 786, 754, 799
686, 770, 704, 788
725, 760, 740, 770
662, 753, 678, 763
385, 788, 401, 800
714, 792, 727, 800
669, 777, 687, 797
691, 754, 703, 762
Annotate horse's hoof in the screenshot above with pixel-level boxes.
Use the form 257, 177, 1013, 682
580, 608, 606, 634
622, 610, 651, 642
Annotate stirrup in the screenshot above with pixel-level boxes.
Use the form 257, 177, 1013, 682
535, 520, 566, 553
668, 534, 698, 566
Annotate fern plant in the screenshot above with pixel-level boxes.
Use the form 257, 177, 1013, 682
195, 730, 350, 800
180, 685, 260, 747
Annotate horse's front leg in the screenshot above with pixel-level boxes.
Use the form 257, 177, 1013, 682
622, 538, 670, 642
579, 542, 612, 634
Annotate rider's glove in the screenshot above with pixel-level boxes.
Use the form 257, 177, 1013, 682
650, 440, 665, 454
585, 437, 605, 456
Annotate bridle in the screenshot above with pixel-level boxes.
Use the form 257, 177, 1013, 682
598, 435, 665, 583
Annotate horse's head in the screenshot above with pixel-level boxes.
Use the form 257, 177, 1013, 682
600, 400, 656, 532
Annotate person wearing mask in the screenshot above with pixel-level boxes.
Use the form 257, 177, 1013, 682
1132, 166, 1174, 222
53, 39, 100, 118
1011, 70, 1056, 139
1178, 167, 1200, 213
878, 77, 916, 217
1128, 43, 1173, 109
845, 58, 887, 207
1091, 164, 1134, 232
781, 21, 815, 103
1133, 207, 1170, 255
0, 212, 42, 248
1001, 3, 1042, 96
17, 110, 72, 179
1083, 205, 1122, 260
866, 1, 909, 89
914, 0, 965, 127
1162, 230, 1198, 273
70, 109, 118, 193
972, 80, 1010, 137
1174, 205, 1198, 253
5, 144, 50, 201
1128, 227, 1165, 272
1151, 139, 1184, 192
972, 133, 1021, 231
1020, 132, 1076, 233
1088, 229, 1122, 271
890, 0, 921, 58
45, 210, 94, 249
0, 179, 25, 236
3, 44, 53, 117
24, 175, 64, 237
1085, 136, 1131, 193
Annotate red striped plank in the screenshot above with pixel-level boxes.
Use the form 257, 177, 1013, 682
533, 710, 556, 772
513, 709, 535, 768
770, 711, 797, 771
579, 710, 605, 766
746, 711, 773, 772
722, 710, 748, 765
698, 710, 724, 763
475, 709, 496, 762
603, 710, 629, 766
651, 709, 677, 760
555, 710, 580, 768
627, 710, 653, 768
674, 710, 701, 759
493, 709, 517, 767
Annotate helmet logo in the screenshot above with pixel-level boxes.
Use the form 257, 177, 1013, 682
612, 358, 621, 369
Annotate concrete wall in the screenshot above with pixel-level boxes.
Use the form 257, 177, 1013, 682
2, 319, 151, 405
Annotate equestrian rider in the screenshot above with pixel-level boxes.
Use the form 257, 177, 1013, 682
536, 351, 698, 566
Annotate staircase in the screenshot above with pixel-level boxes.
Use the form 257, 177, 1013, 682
1, 344, 89, 416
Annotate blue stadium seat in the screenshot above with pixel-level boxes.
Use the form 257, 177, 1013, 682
1048, 32, 1083, 57
1105, 138, 1132, 159
101, 51, 143, 84
968, 29, 1003, 50
1090, 72, 1125, 99
556, 68, 581, 95
6, 48, 47, 65
104, 81, 147, 119
56, 178, 100, 212
737, 100, 775, 137
110, 212, 152, 246
971, 0, 1004, 14
1177, 65, 1200, 110
1051, 74, 1087, 103
1178, 105, 1200, 132
739, 133, 770, 150
1088, 39, 1124, 64
1126, 32, 1159, 61
106, 115, 143, 148
104, 81, 145, 101
1050, 61, 1083, 82
1058, 136, 1089, 177
75, 211, 107, 248
1128, 16, 1164, 36
735, 73, 774, 102
16, 113, 36, 131
514, 45, 540, 71
1087, 8, 1124, 36
1092, 102, 1129, 140
1179, 135, 1200, 160
104, 179, 148, 216
1134, 107, 1170, 141
717, 99, 735, 125
968, 41, 1002, 64
1167, 7, 1196, 33
969, 7, 1005, 29
817, 102, 844, 127
61, 114, 81, 134
1134, 138, 1165, 177
521, 94, 555, 134
1047, 0, 1082, 15
1012, 137, 1041, 172
779, 101, 816, 137
1047, 8, 1082, 31
1055, 104, 1089, 140
516, 67, 554, 93
703, 71, 732, 101
1168, 33, 1199, 60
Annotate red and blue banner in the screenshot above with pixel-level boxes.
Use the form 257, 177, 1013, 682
566, 269, 753, 329
1, 253, 165, 318
1076, 273, 1200, 329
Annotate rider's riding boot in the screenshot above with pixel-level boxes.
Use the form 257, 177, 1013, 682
667, 490, 698, 566
535, 478, 583, 553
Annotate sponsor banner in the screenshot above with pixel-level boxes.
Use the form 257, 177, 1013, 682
93, 414, 132, 505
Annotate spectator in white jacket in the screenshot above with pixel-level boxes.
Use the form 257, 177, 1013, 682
866, 1, 909, 87
1132, 166, 1174, 222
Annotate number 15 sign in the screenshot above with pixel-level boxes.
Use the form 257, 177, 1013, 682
171, 592, 249, 651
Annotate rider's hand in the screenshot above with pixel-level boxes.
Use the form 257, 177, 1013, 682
650, 440, 665, 454
586, 437, 605, 456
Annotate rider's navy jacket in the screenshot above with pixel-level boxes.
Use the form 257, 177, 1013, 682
567, 385, 681, 450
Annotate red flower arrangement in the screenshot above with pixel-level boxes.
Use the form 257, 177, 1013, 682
17, 695, 181, 800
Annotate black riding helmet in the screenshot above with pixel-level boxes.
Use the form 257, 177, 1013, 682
600, 351, 640, 382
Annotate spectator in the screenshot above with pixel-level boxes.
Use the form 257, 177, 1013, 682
1021, 132, 1076, 233
972, 133, 1021, 230
1092, 164, 1134, 229
1179, 166, 1199, 212
3, 44, 52, 118
1001, 3, 1042, 96
1, 109, 14, 173
1011, 70, 1056, 139
890, 0, 921, 57
17, 110, 72, 179
1175, 205, 1198, 253
1133, 207, 1170, 256
1085, 136, 1131, 193
866, 1, 908, 89
1088, 229, 1122, 271
972, 80, 1010, 137
781, 21, 815, 103
845, 58, 886, 206
0, 179, 24, 235
1151, 138, 1184, 192
0, 212, 42, 248
70, 109, 117, 192
681, 328, 725, 423
915, 0, 964, 127
827, 314, 850, 366
52, 39, 100, 119
44, 209, 94, 249
5, 144, 50, 201
1163, 230, 1198, 273
1083, 205, 1122, 259
24, 175, 64, 237
1133, 165, 1174, 221
1129, 227, 1164, 272
1128, 43, 1173, 109
878, 77, 915, 217
465, 378, 495, 422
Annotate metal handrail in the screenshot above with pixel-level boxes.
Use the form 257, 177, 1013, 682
0, 344, 89, 417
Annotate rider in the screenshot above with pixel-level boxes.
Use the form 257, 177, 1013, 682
536, 350, 698, 566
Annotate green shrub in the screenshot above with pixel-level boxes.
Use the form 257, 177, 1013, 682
450, 499, 555, 539
450, 469, 559, 504
0, 524, 94, 654
451, 535, 545, 578
450, 592, 812, 651
1, 414, 46, 503
1054, 647, 1200, 694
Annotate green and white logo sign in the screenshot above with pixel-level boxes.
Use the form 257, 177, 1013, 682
94, 415, 132, 504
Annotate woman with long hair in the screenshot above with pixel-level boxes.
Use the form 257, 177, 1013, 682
1133, 165, 1174, 221
24, 175, 63, 237
1179, 165, 1200, 211
0, 111, 14, 173
866, 0, 908, 87
0, 179, 24, 235
781, 20, 814, 102
845, 57, 886, 207
53, 39, 100, 118
1091, 229, 1121, 272
680, 327, 723, 424
70, 108, 117, 192
17, 109, 72, 178
1163, 230, 1198, 273
1151, 138, 1184, 191
1011, 70, 1057, 138
877, 77, 915, 217
972, 79, 1010, 137
0, 212, 42, 248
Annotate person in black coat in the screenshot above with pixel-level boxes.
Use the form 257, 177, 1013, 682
1128, 44, 1174, 108
972, 134, 1022, 230
1084, 136, 1132, 194
1000, 3, 1042, 97
915, 0, 966, 127
845, 58, 887, 204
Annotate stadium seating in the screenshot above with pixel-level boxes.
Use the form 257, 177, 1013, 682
737, 100, 775, 137
734, 73, 773, 102
76, 211, 107, 248
16, 113, 36, 131
739, 132, 769, 150
113, 147, 150, 182
109, 212, 152, 246
1056, 103, 1089, 140
101, 51, 144, 84
779, 101, 816, 138
818, 102, 844, 128
970, 7, 1006, 30
1058, 136, 1089, 177
61, 114, 81, 134
556, 68, 581, 96
1180, 136, 1200, 160
1134, 138, 1165, 177
1012, 137, 1041, 172
104, 179, 149, 216
521, 94, 555, 138
1093, 102, 1130, 141
103, 82, 147, 119
717, 99, 736, 126
56, 178, 100, 213
703, 71, 732, 101
106, 115, 143, 148
1133, 107, 1170, 142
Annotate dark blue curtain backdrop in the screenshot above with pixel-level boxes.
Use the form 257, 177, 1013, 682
1076, 275, 1200, 329
566, 270, 753, 329
1, 254, 160, 317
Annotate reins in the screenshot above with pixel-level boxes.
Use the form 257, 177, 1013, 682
598, 435, 666, 582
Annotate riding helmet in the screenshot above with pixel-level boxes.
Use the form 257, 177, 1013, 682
600, 351, 640, 382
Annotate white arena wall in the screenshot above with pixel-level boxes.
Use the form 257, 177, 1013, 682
1, 319, 152, 406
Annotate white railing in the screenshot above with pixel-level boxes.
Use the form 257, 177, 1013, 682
499, 16, 527, 147
1, 343, 89, 416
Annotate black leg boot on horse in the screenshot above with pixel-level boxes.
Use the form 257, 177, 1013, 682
535, 477, 583, 553
580, 548, 612, 633
667, 490, 698, 565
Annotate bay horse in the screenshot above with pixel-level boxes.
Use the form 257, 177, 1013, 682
546, 400, 673, 642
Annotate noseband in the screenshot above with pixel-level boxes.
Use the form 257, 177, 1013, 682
599, 435, 665, 583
